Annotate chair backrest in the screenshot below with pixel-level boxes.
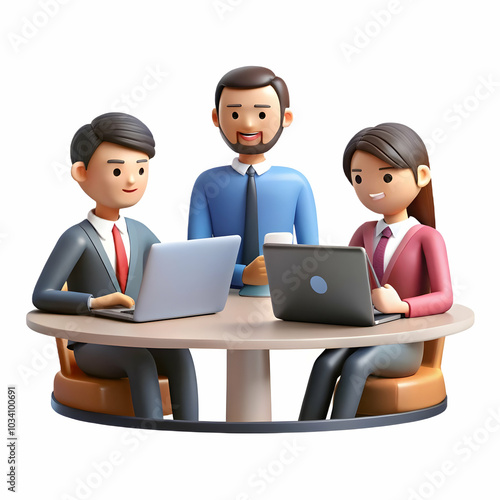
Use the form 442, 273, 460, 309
55, 338, 84, 377
56, 282, 85, 377
421, 337, 445, 369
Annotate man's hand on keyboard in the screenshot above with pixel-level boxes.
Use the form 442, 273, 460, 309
90, 293, 135, 310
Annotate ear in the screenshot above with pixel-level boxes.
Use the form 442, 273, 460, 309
71, 161, 87, 183
282, 109, 293, 128
212, 108, 219, 128
416, 165, 431, 188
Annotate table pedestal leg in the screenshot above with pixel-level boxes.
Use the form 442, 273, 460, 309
226, 350, 271, 422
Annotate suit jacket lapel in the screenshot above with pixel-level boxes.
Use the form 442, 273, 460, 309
363, 221, 377, 262
382, 224, 424, 284
79, 219, 121, 293
124, 218, 138, 296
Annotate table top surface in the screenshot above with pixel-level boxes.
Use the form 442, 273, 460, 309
26, 292, 474, 350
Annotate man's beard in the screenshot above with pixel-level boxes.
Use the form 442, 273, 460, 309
218, 127, 284, 155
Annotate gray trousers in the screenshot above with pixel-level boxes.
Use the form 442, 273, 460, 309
299, 342, 424, 420
74, 344, 198, 420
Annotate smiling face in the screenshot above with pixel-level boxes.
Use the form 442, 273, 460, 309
213, 85, 292, 157
350, 150, 429, 224
71, 142, 149, 220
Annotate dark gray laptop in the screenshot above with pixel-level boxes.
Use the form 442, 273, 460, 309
93, 235, 240, 322
263, 244, 403, 327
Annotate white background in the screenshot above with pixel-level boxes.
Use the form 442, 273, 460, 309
2, 0, 498, 499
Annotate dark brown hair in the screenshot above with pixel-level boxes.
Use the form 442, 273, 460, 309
343, 122, 435, 228
215, 66, 290, 115
70, 112, 155, 168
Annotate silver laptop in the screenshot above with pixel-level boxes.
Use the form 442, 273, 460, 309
93, 235, 241, 322
263, 244, 403, 327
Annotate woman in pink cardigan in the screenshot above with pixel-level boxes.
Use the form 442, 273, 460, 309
299, 123, 453, 420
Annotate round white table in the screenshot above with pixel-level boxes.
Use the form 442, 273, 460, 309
26, 293, 474, 432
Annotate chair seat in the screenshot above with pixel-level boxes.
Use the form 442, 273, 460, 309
53, 337, 172, 417
54, 369, 172, 417
356, 365, 446, 416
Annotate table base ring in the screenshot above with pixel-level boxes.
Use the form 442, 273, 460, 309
51, 393, 447, 433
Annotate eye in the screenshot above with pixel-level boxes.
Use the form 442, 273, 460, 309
383, 173, 393, 183
355, 175, 362, 184
139, 167, 145, 175
259, 111, 266, 119
113, 168, 121, 177
232, 111, 239, 119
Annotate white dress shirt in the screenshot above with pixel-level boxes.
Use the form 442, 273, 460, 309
231, 157, 272, 176
87, 210, 131, 272
374, 216, 420, 272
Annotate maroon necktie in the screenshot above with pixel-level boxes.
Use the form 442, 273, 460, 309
373, 226, 392, 283
112, 224, 129, 293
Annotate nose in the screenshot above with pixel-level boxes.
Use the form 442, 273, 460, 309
125, 170, 136, 186
241, 113, 257, 131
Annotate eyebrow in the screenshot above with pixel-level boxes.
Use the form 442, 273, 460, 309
137, 159, 148, 163
107, 159, 124, 164
379, 167, 396, 170
227, 104, 242, 107
351, 169, 362, 172
254, 104, 271, 108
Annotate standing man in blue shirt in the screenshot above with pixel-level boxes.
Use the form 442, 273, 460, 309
188, 66, 319, 289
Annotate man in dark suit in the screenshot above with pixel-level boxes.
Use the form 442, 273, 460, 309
33, 112, 198, 420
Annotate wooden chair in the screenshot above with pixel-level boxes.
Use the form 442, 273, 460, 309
355, 338, 446, 416
54, 338, 172, 417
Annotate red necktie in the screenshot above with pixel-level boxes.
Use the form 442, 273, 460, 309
373, 226, 392, 284
112, 224, 129, 293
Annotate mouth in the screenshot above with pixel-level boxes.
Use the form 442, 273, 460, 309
122, 189, 137, 193
369, 192, 385, 201
238, 132, 262, 142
